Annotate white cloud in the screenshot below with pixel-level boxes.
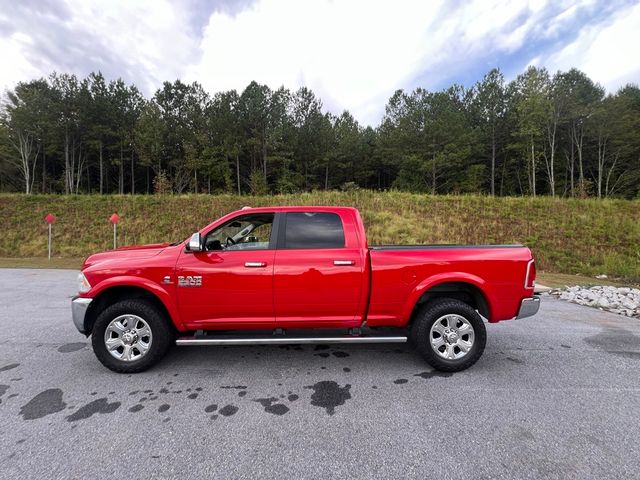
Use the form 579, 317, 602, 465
541, 1, 640, 91
0, 33, 42, 91
0, 0, 199, 95
186, 0, 600, 125
2, 0, 636, 125
67, 0, 200, 93
186, 0, 442, 123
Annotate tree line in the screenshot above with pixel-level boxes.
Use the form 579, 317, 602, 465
1, 67, 638, 197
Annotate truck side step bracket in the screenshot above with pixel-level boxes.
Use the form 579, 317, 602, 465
176, 334, 407, 346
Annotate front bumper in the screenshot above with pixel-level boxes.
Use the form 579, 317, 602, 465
516, 296, 540, 319
71, 296, 92, 334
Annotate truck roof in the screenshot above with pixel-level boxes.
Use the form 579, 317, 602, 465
229, 206, 359, 214
199, 206, 362, 235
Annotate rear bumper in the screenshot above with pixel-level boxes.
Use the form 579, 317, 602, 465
71, 296, 92, 334
516, 296, 540, 319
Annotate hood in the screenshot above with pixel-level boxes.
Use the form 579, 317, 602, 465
82, 242, 173, 269
113, 242, 172, 252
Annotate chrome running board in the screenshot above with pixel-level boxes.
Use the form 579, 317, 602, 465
176, 334, 407, 346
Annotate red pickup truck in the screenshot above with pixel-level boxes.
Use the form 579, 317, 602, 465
72, 206, 539, 373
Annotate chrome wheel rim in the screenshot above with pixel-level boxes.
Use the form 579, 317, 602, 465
104, 315, 152, 362
430, 314, 475, 360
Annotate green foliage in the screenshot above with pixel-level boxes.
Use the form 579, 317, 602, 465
1, 68, 639, 199
248, 169, 268, 195
392, 154, 429, 192
454, 164, 486, 193
470, 68, 506, 195
1, 192, 638, 282
275, 165, 304, 194
340, 182, 360, 192
152, 170, 172, 195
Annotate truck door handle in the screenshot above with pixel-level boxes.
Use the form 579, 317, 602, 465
245, 262, 267, 268
333, 260, 355, 266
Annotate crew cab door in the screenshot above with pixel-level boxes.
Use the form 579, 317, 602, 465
175, 212, 277, 330
273, 211, 365, 328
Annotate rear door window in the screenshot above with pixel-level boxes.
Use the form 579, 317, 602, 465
283, 212, 345, 249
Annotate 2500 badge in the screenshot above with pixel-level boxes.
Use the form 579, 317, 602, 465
178, 275, 202, 287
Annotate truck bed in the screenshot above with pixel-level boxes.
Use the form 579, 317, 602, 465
367, 244, 534, 327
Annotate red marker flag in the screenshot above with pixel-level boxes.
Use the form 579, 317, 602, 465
45, 213, 55, 259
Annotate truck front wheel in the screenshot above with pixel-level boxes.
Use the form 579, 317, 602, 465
411, 298, 487, 372
91, 299, 173, 373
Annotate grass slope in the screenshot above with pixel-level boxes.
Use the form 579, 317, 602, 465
1, 192, 638, 282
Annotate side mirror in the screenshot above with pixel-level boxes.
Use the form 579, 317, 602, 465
187, 232, 202, 252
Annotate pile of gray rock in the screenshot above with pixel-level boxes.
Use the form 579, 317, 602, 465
549, 285, 640, 318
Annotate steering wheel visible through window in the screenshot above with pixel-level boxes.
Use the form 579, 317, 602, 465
203, 213, 274, 251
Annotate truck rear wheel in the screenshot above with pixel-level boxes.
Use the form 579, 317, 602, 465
91, 299, 172, 373
411, 298, 486, 372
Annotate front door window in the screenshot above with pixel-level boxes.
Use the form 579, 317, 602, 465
204, 213, 274, 251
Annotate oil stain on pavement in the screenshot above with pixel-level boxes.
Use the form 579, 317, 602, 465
332, 351, 349, 358
254, 397, 290, 415
585, 327, 640, 359
219, 404, 239, 416
0, 384, 9, 403
19, 388, 67, 420
57, 343, 86, 353
0, 363, 20, 372
10, 368, 450, 424
413, 371, 453, 380
305, 381, 351, 415
205, 403, 239, 419
67, 398, 121, 422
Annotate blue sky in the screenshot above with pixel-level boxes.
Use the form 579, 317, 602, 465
1, 0, 639, 126
428, 2, 609, 87
419, 0, 635, 91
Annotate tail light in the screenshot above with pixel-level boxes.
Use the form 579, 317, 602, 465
525, 259, 536, 289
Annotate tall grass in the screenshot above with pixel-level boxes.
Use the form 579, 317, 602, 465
1, 191, 638, 281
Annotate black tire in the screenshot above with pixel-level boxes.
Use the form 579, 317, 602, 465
91, 299, 173, 373
410, 298, 486, 372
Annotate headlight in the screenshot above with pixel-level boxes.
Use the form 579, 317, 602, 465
78, 272, 92, 293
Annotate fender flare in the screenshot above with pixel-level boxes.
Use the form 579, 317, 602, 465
88, 276, 185, 331
400, 272, 494, 324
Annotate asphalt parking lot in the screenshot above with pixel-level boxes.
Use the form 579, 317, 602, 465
1, 268, 639, 479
